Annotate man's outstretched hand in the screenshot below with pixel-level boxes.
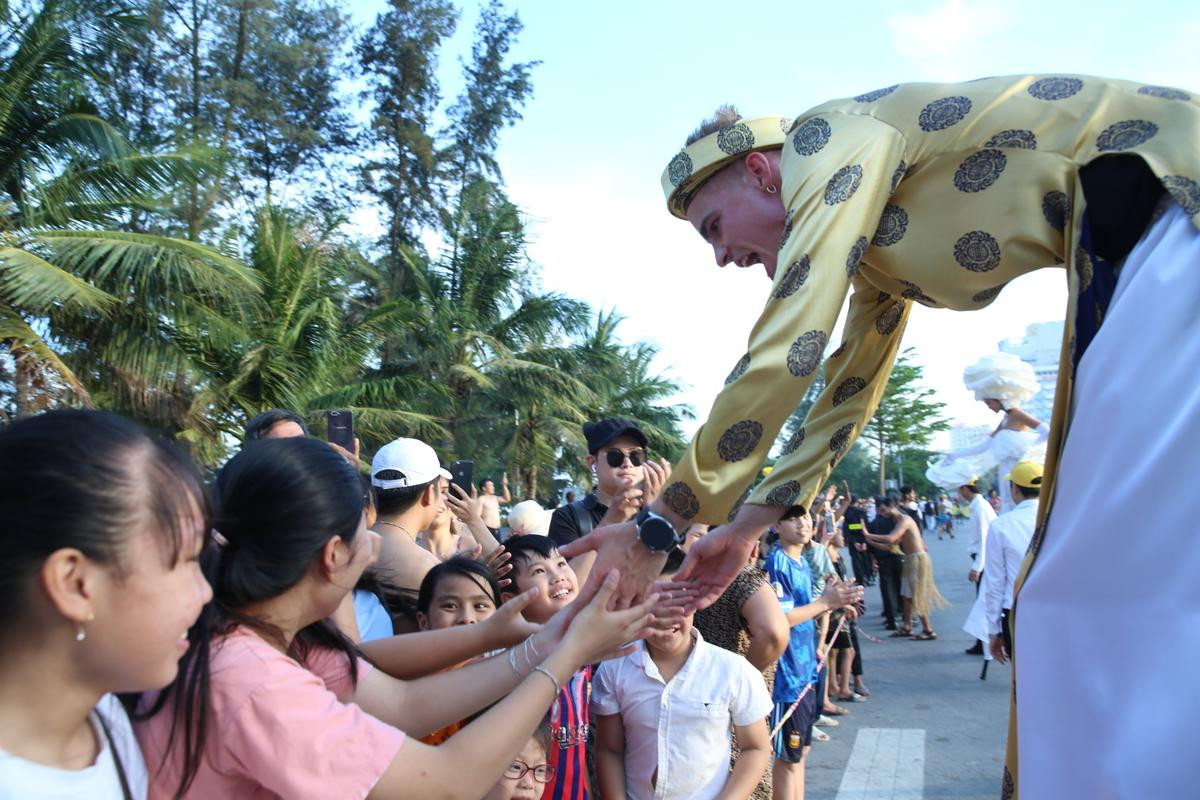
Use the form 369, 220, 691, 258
558, 521, 670, 610
671, 526, 757, 612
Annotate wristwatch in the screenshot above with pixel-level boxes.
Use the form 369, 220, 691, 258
635, 508, 680, 553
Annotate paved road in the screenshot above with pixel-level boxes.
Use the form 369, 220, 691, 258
804, 529, 1009, 799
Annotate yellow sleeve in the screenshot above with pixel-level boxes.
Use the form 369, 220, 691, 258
662, 112, 908, 524
752, 279, 912, 510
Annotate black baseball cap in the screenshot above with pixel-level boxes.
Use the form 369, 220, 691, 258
583, 418, 648, 454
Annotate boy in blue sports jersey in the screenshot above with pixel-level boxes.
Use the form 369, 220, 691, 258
767, 506, 862, 800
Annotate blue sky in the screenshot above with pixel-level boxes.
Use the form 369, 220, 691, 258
344, 0, 1200, 442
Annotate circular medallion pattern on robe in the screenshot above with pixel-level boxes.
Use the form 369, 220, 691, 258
854, 84, 899, 103
872, 204, 908, 246
780, 426, 806, 456
728, 484, 754, 523
779, 211, 795, 250
717, 420, 764, 462
825, 165, 863, 205
1041, 191, 1071, 232
917, 96, 971, 132
1001, 767, 1015, 800
663, 482, 700, 520
985, 129, 1037, 150
725, 352, 751, 385
667, 151, 693, 187
875, 290, 892, 304
717, 122, 755, 155
830, 342, 847, 360
829, 423, 855, 453
890, 160, 907, 194
1162, 175, 1200, 216
774, 256, 811, 299
792, 118, 831, 156
832, 377, 867, 406
1096, 119, 1158, 152
954, 149, 1007, 193
846, 235, 869, 277
1027, 77, 1083, 100
954, 231, 1002, 272
876, 302, 903, 335
765, 480, 803, 507
1075, 246, 1093, 292
786, 330, 826, 377
972, 284, 1006, 304
899, 280, 937, 305
1138, 85, 1190, 101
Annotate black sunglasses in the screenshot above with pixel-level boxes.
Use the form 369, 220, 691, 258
603, 448, 647, 468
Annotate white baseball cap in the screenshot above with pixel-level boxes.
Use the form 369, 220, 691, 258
371, 438, 452, 490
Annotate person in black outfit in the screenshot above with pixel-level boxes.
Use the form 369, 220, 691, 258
547, 418, 669, 546
868, 497, 904, 631
842, 499, 875, 587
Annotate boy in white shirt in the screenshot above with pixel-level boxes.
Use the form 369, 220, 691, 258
592, 605, 772, 800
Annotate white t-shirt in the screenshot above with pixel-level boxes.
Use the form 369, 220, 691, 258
592, 630, 772, 800
0, 694, 147, 799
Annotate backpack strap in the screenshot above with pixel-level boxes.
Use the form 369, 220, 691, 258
95, 706, 133, 800
570, 497, 595, 538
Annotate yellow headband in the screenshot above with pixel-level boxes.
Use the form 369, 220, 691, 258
661, 115, 791, 219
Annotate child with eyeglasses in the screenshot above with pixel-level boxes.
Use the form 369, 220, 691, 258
483, 722, 554, 800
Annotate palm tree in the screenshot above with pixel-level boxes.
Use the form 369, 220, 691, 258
173, 204, 443, 461
0, 0, 256, 421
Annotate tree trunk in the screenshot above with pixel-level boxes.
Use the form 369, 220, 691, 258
14, 353, 33, 420
878, 434, 886, 496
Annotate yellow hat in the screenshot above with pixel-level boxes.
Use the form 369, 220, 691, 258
661, 115, 791, 219
1004, 461, 1044, 489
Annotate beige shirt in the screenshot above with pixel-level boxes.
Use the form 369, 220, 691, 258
662, 74, 1199, 524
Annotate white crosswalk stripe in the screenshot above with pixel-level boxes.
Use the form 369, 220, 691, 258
835, 728, 925, 800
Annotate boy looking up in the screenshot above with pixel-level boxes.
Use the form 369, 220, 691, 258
591, 593, 772, 800
768, 506, 862, 800
502, 535, 592, 800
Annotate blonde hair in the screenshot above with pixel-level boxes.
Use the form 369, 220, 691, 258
686, 104, 742, 146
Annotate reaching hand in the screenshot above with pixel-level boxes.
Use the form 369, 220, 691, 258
558, 521, 668, 610
446, 483, 484, 526
328, 438, 362, 473
641, 458, 671, 507
818, 575, 863, 611
484, 587, 543, 649
483, 546, 513, 588
968, 569, 981, 584
672, 526, 757, 612
559, 570, 658, 664
989, 633, 1008, 664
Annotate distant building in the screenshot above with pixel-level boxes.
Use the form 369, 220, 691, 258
949, 423, 992, 451
998, 321, 1063, 424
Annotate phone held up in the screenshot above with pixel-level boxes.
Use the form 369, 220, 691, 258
326, 409, 355, 452
450, 460, 474, 495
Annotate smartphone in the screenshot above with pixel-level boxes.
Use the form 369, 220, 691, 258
326, 410, 355, 452
449, 460, 474, 495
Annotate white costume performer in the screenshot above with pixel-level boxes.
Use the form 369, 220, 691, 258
984, 498, 1038, 638
927, 354, 1048, 513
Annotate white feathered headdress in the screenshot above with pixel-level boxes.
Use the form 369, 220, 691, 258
962, 352, 1039, 407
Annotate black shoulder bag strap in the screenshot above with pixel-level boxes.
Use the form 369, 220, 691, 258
570, 498, 595, 538
95, 706, 134, 800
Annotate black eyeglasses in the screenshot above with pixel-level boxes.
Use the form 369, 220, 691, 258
603, 448, 647, 468
504, 761, 556, 783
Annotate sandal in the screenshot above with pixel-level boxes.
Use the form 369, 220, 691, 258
910, 631, 938, 640
854, 685, 871, 698
822, 703, 850, 716
811, 726, 830, 743
888, 628, 913, 638
835, 693, 859, 702
817, 714, 840, 727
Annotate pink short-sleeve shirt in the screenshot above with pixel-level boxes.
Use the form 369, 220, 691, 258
136, 627, 406, 800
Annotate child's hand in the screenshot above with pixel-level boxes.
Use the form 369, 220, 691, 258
820, 575, 863, 611
483, 587, 541, 649
561, 569, 657, 664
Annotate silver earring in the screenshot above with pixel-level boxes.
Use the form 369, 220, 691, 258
767, 184, 778, 194
75, 625, 86, 642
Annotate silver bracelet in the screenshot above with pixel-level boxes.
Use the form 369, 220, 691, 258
508, 646, 522, 678
531, 665, 560, 695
